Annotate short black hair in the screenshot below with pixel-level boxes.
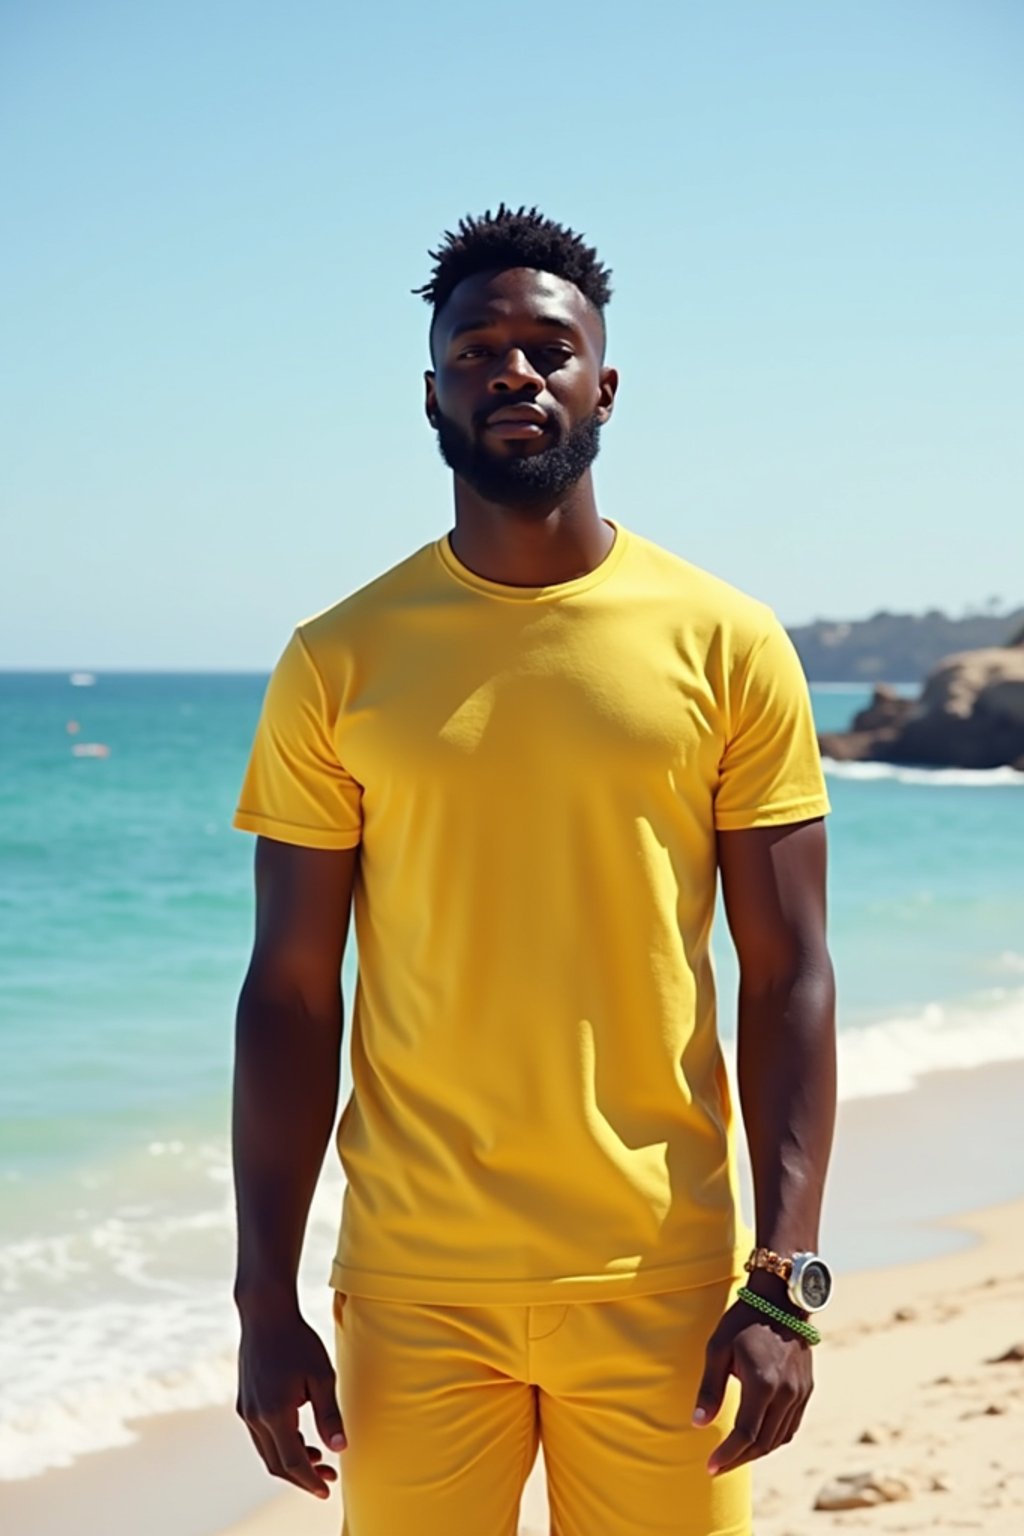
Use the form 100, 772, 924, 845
414, 204, 613, 321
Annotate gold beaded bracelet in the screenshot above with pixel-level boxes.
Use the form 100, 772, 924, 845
736, 1285, 822, 1345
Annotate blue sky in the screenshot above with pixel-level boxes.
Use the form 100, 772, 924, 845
3, 0, 1022, 669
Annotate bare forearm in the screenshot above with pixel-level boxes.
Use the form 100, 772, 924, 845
232, 973, 343, 1312
736, 959, 837, 1257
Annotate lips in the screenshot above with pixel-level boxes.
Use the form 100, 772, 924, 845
483, 419, 549, 440
485, 404, 550, 428
482, 404, 552, 442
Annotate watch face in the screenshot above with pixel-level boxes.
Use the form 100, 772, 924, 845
799, 1261, 832, 1311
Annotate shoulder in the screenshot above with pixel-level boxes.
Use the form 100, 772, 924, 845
621, 527, 778, 653
262, 541, 440, 716
297, 539, 440, 652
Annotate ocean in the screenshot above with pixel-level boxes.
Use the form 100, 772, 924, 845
1, 670, 1022, 1480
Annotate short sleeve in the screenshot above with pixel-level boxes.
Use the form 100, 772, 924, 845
232, 628, 363, 849
713, 615, 831, 831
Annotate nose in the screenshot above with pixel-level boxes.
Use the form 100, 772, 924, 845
489, 346, 544, 395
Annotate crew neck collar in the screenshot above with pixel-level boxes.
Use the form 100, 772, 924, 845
435, 519, 627, 602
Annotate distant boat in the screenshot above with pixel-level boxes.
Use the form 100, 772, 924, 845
72, 743, 110, 758
69, 672, 96, 687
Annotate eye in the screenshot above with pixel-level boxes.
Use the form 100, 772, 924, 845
456, 345, 490, 360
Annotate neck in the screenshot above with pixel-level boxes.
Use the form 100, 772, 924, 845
448, 474, 614, 587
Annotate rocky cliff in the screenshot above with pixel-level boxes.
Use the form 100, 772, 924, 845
818, 644, 1024, 771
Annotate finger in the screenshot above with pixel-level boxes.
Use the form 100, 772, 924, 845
707, 1393, 769, 1477
251, 1423, 339, 1486
765, 1388, 800, 1450
719, 1388, 797, 1473
265, 1413, 332, 1499
692, 1339, 731, 1427
308, 1371, 348, 1452
247, 1422, 285, 1480
304, 1443, 338, 1482
778, 1390, 811, 1447
772, 1397, 803, 1452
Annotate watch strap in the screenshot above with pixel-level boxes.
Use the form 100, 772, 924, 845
744, 1246, 794, 1281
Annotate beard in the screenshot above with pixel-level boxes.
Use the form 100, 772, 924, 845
433, 406, 603, 508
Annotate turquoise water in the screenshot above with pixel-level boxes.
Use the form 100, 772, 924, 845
1, 671, 1022, 1478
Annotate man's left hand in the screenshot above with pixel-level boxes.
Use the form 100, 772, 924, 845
692, 1300, 814, 1475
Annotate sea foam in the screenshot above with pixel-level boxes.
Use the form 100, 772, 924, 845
0, 1147, 346, 1481
822, 758, 1024, 787
836, 985, 1024, 1099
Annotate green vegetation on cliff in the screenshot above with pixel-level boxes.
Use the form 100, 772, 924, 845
788, 608, 1024, 684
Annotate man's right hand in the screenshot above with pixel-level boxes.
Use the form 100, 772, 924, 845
236, 1303, 347, 1500
232, 840, 358, 1498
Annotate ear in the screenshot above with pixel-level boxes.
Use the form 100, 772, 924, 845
595, 365, 619, 426
424, 371, 439, 428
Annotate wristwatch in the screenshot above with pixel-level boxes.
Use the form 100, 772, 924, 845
744, 1248, 833, 1312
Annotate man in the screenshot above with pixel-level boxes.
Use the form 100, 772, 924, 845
232, 205, 837, 1536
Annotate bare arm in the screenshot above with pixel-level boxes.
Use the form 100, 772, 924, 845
695, 817, 837, 1476
721, 817, 836, 1274
233, 835, 358, 1499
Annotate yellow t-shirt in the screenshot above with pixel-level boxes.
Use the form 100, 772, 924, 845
234, 521, 831, 1304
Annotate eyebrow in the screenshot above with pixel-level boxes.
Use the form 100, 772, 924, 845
448, 313, 584, 343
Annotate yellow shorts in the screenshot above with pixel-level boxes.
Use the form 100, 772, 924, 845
333, 1274, 752, 1535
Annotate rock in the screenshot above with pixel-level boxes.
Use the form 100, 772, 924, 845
930, 1474, 953, 1492
987, 1343, 1024, 1363
893, 1306, 918, 1322
813, 1471, 915, 1510
960, 1402, 1010, 1419
819, 646, 1024, 769
817, 727, 895, 762
857, 1423, 901, 1444
850, 685, 915, 733
932, 1374, 955, 1385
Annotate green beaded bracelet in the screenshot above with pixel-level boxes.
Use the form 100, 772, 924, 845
736, 1285, 822, 1345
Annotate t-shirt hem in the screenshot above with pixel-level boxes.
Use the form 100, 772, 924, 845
232, 810, 361, 849
714, 794, 832, 831
329, 1244, 751, 1304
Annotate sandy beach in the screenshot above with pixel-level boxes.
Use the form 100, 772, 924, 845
753, 1201, 1024, 1534
4, 1059, 1023, 1536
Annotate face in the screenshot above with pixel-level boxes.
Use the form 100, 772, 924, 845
425, 267, 618, 508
